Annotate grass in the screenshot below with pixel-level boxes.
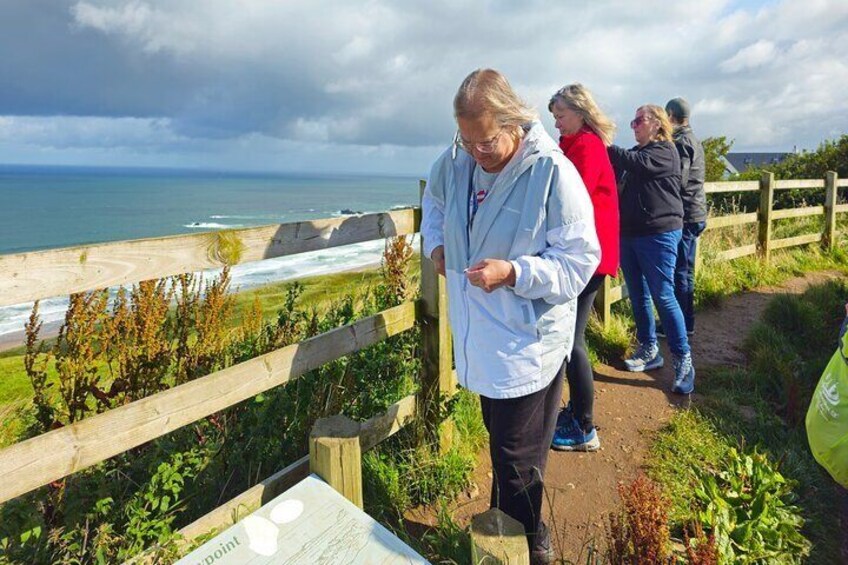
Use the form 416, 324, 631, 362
646, 278, 848, 564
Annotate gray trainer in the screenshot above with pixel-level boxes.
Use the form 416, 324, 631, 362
672, 352, 695, 394
624, 342, 664, 372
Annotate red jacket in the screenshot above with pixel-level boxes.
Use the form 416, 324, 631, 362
560, 128, 619, 277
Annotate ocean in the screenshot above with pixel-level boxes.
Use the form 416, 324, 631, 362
0, 165, 423, 340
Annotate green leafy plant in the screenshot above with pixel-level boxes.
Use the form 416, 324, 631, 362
693, 448, 811, 563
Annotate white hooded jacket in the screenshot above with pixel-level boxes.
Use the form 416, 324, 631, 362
422, 122, 600, 399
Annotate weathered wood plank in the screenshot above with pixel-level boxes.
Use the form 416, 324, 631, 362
759, 172, 775, 263
0, 210, 418, 307
609, 283, 627, 304
309, 415, 363, 508
593, 276, 612, 329
704, 181, 760, 194
771, 206, 825, 220
704, 213, 759, 230
835, 203, 848, 214
419, 180, 455, 453
824, 172, 839, 249
0, 301, 417, 505
178, 394, 417, 542
716, 244, 758, 262
359, 394, 417, 451
773, 179, 825, 190
770, 233, 822, 250
471, 508, 530, 565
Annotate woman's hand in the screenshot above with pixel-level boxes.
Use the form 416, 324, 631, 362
465, 259, 516, 292
430, 246, 446, 277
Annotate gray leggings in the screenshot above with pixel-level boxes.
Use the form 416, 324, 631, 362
565, 275, 605, 432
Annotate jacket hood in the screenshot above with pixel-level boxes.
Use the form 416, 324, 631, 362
491, 121, 559, 186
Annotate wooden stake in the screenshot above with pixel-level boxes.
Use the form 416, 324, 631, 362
419, 180, 456, 453
824, 171, 839, 250
758, 171, 775, 263
309, 414, 363, 509
470, 508, 530, 565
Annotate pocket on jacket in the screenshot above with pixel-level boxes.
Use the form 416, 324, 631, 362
465, 289, 543, 387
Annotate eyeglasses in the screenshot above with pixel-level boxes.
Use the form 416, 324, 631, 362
456, 127, 504, 154
630, 115, 652, 129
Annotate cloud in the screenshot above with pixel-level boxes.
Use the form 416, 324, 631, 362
1, 0, 847, 172
720, 40, 778, 72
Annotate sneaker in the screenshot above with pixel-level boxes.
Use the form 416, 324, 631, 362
624, 342, 664, 372
530, 522, 555, 565
551, 418, 601, 451
672, 352, 695, 394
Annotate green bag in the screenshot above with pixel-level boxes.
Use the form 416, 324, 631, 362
806, 317, 848, 488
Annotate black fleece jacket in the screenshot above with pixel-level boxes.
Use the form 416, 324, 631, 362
608, 141, 683, 237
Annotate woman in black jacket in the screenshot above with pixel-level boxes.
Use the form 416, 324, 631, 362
608, 104, 696, 394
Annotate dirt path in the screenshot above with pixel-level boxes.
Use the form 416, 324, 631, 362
406, 270, 845, 562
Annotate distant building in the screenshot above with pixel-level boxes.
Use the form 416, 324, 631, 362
722, 152, 792, 176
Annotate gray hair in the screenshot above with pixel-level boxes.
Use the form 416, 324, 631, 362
548, 83, 616, 146
454, 69, 538, 136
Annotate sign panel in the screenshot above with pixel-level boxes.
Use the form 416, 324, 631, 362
176, 474, 429, 564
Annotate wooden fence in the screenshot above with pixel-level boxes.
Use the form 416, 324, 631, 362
0, 173, 844, 556
0, 200, 456, 547
593, 171, 848, 328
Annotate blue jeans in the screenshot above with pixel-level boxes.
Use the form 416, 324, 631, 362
620, 230, 690, 357
674, 221, 706, 333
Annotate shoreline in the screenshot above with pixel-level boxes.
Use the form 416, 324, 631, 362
0, 260, 384, 354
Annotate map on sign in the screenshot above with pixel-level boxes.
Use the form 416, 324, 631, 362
176, 474, 429, 565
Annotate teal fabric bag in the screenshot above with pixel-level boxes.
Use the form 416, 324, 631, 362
806, 317, 848, 488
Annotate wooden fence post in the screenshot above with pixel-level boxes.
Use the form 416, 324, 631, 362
470, 508, 530, 565
419, 180, 456, 453
593, 275, 612, 330
824, 171, 839, 250
309, 414, 363, 509
758, 171, 775, 263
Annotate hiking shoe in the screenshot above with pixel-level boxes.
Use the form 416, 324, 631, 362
624, 342, 663, 372
530, 522, 555, 565
672, 352, 695, 394
656, 323, 694, 339
551, 418, 600, 452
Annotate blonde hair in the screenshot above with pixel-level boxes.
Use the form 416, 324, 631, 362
454, 69, 538, 138
548, 83, 616, 146
638, 104, 674, 143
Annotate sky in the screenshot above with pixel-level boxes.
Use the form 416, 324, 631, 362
1, 0, 847, 176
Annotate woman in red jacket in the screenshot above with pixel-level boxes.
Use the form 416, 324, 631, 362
548, 83, 619, 451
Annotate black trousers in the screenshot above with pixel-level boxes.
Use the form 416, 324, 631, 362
565, 274, 605, 432
480, 366, 564, 548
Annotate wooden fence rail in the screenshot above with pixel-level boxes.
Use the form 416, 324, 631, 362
0, 209, 417, 308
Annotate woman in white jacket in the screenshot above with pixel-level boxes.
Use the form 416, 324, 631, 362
421, 69, 599, 564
